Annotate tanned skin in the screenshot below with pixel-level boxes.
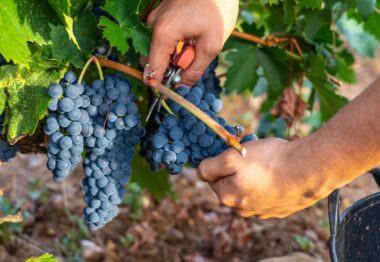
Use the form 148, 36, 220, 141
146, 0, 239, 86
197, 76, 380, 219
147, 0, 380, 219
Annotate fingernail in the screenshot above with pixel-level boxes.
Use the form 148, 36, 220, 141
143, 64, 156, 84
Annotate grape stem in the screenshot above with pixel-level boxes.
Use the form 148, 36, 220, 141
98, 58, 247, 156
78, 56, 104, 84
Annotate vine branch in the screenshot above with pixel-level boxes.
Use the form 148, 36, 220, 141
231, 31, 303, 61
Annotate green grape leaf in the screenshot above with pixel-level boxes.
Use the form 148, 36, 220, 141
283, 0, 295, 26
297, 0, 323, 9
49, 24, 84, 68
70, 0, 92, 16
130, 153, 174, 200
257, 48, 289, 108
26, 253, 58, 262
302, 10, 331, 43
74, 10, 101, 55
17, 0, 59, 43
48, 0, 80, 48
99, 0, 151, 55
307, 55, 348, 122
99, 18, 130, 53
356, 0, 376, 19
0, 55, 65, 142
225, 43, 260, 94
335, 59, 357, 84
337, 13, 378, 57
266, 0, 282, 5
0, 0, 41, 66
225, 42, 288, 105
364, 12, 380, 41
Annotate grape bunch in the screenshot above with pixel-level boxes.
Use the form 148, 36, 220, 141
80, 74, 144, 230
82, 127, 143, 230
140, 59, 223, 172
149, 85, 256, 174
199, 58, 222, 97
44, 71, 93, 182
139, 90, 167, 172
0, 114, 19, 163
140, 60, 255, 174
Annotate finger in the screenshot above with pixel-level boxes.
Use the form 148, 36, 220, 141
146, 2, 162, 26
197, 149, 241, 183
235, 209, 258, 218
209, 181, 234, 208
209, 178, 243, 208
147, 21, 180, 83
180, 36, 221, 86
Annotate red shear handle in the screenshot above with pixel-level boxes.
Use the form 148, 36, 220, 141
173, 45, 196, 70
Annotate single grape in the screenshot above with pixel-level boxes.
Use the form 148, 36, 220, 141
48, 84, 63, 98
59, 97, 74, 113
64, 71, 76, 83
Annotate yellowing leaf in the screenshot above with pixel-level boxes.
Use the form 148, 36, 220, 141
48, 0, 80, 48
0, 56, 65, 142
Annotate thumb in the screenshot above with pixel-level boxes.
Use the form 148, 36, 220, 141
197, 148, 241, 183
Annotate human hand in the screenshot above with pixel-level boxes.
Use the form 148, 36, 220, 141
146, 0, 239, 85
197, 137, 338, 219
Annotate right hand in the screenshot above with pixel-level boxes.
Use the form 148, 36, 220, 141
146, 0, 239, 86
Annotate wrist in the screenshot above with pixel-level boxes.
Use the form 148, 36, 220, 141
282, 131, 344, 201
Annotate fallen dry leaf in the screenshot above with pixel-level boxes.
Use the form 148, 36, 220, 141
0, 211, 23, 224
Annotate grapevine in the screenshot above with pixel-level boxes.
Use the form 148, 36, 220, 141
0, 0, 378, 232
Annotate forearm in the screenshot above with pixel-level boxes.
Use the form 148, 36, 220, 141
289, 76, 380, 195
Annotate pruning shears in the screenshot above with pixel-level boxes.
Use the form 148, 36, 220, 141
146, 42, 196, 122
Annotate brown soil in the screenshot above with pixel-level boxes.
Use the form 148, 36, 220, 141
0, 155, 379, 262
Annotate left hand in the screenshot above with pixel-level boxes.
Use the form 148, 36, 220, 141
197, 138, 335, 219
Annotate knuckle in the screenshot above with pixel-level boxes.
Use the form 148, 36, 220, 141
197, 161, 209, 181
242, 213, 254, 218
181, 70, 202, 85
238, 210, 254, 218
152, 22, 170, 39
146, 5, 161, 26
219, 195, 233, 207
259, 213, 281, 220
202, 42, 222, 57
257, 215, 267, 220
222, 152, 236, 165
146, 13, 155, 26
